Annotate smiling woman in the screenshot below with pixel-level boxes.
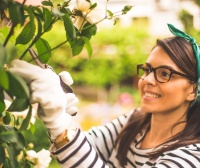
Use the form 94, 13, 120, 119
138, 45, 196, 114
8, 23, 200, 167
116, 25, 199, 167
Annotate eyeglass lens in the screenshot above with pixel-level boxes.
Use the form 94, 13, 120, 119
137, 64, 172, 83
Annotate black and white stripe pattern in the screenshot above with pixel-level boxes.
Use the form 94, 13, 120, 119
50, 111, 200, 168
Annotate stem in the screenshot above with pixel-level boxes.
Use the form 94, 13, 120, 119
22, 0, 27, 5
28, 48, 45, 68
39, 40, 68, 57
19, 39, 35, 60
29, 39, 68, 63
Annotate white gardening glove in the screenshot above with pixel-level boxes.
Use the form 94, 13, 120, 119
59, 71, 78, 116
9, 60, 79, 140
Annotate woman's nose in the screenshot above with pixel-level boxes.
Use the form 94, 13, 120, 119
143, 71, 157, 85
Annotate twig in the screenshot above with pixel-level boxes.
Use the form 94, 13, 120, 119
28, 48, 46, 68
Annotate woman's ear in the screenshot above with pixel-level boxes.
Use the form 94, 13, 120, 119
187, 83, 197, 101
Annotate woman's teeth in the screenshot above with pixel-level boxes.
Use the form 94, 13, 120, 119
144, 92, 160, 98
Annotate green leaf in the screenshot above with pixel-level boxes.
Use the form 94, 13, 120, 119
43, 8, 53, 32
0, 44, 7, 67
19, 106, 32, 131
81, 36, 92, 58
90, 3, 97, 10
0, 126, 24, 155
107, 10, 113, 19
3, 157, 12, 168
0, 100, 5, 115
34, 7, 44, 21
6, 71, 29, 98
0, 145, 5, 164
71, 38, 84, 56
15, 20, 36, 45
0, 87, 4, 101
113, 19, 117, 25
35, 38, 51, 63
122, 5, 133, 14
5, 145, 18, 168
0, 87, 5, 115
8, 1, 24, 25
0, 26, 9, 44
41, 1, 53, 7
0, 125, 17, 143
23, 162, 31, 168
29, 123, 36, 134
15, 117, 22, 126
0, 0, 8, 11
35, 15, 43, 39
81, 22, 97, 39
7, 98, 29, 112
0, 69, 9, 90
17, 132, 25, 148
62, 13, 76, 41
3, 112, 11, 125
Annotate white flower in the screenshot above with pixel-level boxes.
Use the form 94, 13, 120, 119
72, 0, 105, 29
26, 150, 37, 159
26, 149, 52, 168
4, 99, 36, 124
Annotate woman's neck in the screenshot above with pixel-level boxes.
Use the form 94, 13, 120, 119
140, 112, 186, 149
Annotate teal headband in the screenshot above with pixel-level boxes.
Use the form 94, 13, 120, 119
167, 23, 200, 106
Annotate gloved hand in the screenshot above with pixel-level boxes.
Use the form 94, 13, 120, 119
9, 60, 79, 140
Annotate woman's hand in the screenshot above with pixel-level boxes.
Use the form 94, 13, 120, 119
9, 60, 79, 140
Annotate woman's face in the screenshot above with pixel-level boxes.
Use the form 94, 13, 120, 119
138, 46, 195, 115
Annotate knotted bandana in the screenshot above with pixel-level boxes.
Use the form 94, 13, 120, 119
167, 23, 200, 106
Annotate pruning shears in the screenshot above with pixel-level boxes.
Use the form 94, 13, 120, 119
28, 48, 73, 93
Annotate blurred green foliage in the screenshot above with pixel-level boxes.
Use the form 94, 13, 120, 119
178, 9, 195, 35
42, 21, 156, 90
178, 1, 200, 43
194, 0, 200, 7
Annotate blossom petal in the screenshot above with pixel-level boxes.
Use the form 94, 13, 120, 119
75, 0, 90, 12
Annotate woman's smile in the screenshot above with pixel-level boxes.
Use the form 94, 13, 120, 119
143, 91, 161, 99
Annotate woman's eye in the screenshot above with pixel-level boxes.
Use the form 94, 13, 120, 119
160, 71, 170, 78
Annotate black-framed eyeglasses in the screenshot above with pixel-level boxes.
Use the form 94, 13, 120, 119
137, 63, 195, 83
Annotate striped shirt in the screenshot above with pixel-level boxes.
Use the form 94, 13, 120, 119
50, 110, 200, 168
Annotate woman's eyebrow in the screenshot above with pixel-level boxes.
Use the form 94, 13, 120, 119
158, 65, 175, 70
145, 62, 151, 67
145, 62, 176, 70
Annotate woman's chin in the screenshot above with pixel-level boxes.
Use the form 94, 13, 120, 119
140, 105, 153, 113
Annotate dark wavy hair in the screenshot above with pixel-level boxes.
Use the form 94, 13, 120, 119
115, 36, 200, 166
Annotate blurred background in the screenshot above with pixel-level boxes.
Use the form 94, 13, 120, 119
14, 0, 200, 167
45, 0, 200, 128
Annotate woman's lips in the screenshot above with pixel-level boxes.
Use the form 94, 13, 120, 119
144, 92, 161, 98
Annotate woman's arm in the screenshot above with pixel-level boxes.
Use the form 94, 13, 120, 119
50, 112, 133, 167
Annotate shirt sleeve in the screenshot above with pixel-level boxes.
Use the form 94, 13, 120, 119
152, 144, 200, 168
84, 112, 131, 162
49, 111, 133, 168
